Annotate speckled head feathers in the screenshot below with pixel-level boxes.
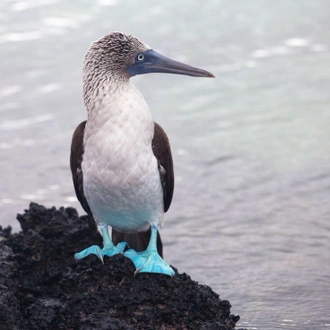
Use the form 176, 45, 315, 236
83, 32, 150, 79
82, 31, 214, 113
82, 32, 150, 112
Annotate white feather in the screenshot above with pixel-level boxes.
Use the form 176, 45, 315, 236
82, 81, 164, 232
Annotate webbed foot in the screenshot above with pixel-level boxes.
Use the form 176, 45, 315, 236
74, 224, 126, 263
124, 225, 174, 277
125, 248, 174, 276
75, 241, 126, 262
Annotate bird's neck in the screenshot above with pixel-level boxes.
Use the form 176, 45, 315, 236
83, 76, 153, 143
83, 71, 144, 113
83, 70, 120, 114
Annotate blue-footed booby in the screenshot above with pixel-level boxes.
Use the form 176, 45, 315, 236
70, 32, 214, 276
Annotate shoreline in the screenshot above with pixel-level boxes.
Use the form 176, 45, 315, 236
0, 202, 244, 330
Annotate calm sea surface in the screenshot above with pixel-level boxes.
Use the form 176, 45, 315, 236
1, 1, 330, 328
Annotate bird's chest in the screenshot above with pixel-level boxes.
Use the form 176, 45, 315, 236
83, 114, 157, 190
81, 94, 162, 225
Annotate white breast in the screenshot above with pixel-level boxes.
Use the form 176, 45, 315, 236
82, 81, 164, 232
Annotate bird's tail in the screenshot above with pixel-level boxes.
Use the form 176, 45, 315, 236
112, 227, 163, 258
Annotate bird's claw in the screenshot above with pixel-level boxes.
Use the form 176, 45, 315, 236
124, 248, 174, 277
74, 241, 127, 261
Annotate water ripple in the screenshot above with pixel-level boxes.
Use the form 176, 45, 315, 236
0, 85, 22, 97
0, 31, 43, 43
10, 0, 56, 12
0, 114, 54, 131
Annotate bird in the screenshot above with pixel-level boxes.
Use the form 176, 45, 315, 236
70, 32, 214, 276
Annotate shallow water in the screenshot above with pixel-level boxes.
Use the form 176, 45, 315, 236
1, 0, 330, 328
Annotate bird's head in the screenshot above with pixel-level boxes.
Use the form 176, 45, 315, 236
82, 32, 214, 112
83, 32, 214, 81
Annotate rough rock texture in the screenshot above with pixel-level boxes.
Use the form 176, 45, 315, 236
0, 203, 244, 330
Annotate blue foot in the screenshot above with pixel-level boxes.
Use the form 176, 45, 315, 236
75, 241, 126, 263
124, 248, 174, 276
124, 225, 174, 277
74, 224, 126, 263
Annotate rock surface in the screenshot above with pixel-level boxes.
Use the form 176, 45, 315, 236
0, 203, 244, 330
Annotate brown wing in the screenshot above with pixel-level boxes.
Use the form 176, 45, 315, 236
152, 122, 174, 212
70, 120, 92, 216
112, 122, 174, 257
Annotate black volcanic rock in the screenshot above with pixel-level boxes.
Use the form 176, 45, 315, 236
0, 203, 243, 330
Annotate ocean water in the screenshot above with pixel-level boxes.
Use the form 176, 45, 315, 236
1, 0, 330, 328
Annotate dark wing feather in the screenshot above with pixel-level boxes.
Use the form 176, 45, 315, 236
152, 122, 174, 212
112, 122, 174, 257
70, 121, 92, 216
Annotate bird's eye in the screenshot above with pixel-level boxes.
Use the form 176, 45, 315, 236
137, 53, 144, 61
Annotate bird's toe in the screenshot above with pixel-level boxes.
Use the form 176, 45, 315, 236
124, 248, 174, 277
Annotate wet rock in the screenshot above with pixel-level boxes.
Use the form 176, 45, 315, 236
0, 203, 244, 330
0, 244, 25, 330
